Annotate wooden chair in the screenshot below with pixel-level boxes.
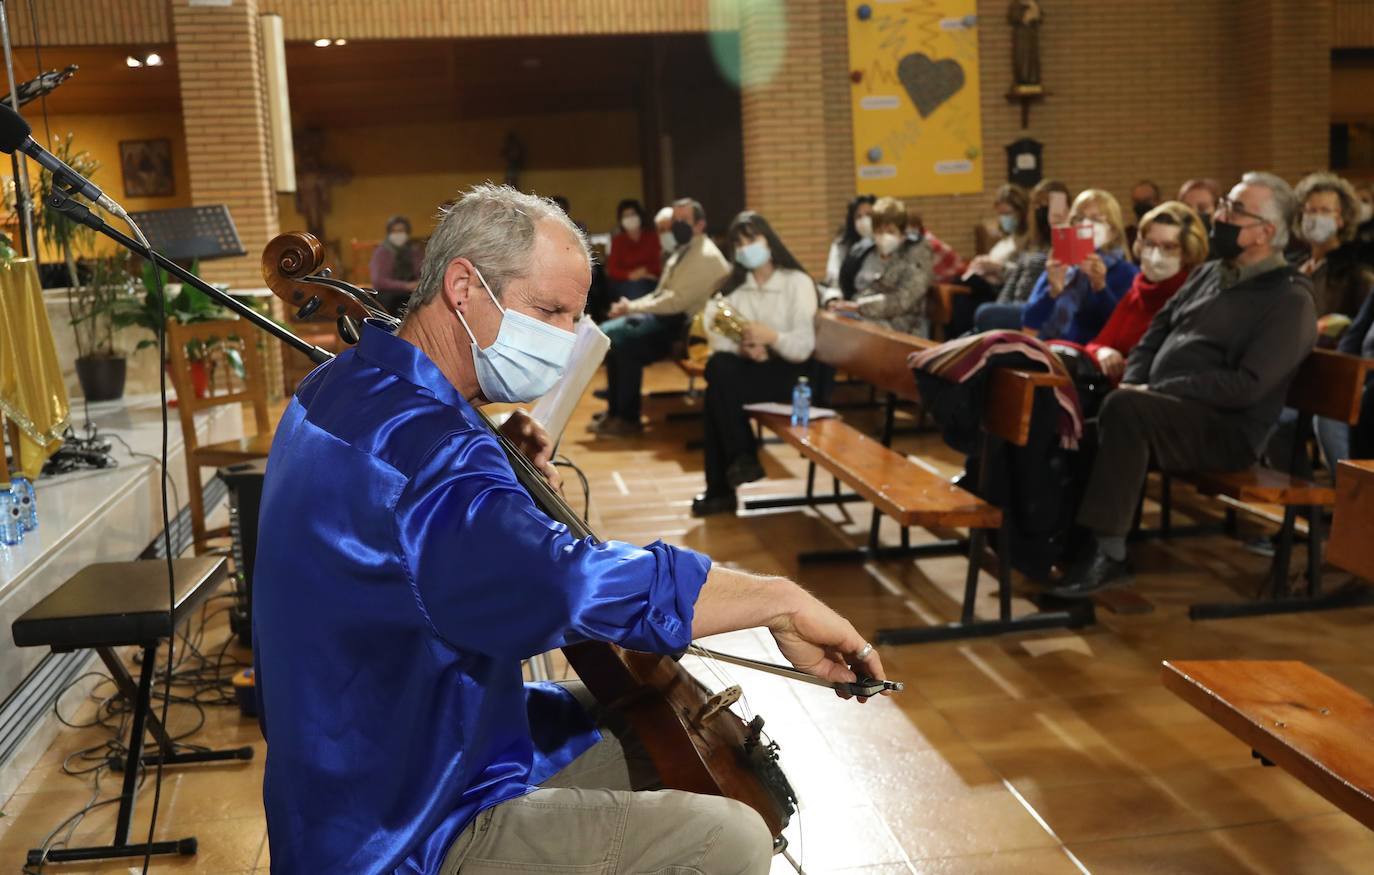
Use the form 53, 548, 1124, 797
165, 318, 274, 553
1329, 459, 1374, 583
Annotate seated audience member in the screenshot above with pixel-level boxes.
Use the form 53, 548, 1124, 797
906, 206, 966, 282
826, 197, 935, 337
605, 198, 661, 302
691, 213, 818, 517
954, 184, 1029, 335
974, 178, 1069, 332
1085, 201, 1209, 380
370, 215, 425, 315
1316, 290, 1374, 473
1354, 181, 1374, 259
1125, 179, 1162, 251
1178, 178, 1221, 232
653, 206, 676, 267
593, 198, 730, 436
823, 194, 875, 292
1292, 172, 1373, 321
1053, 172, 1316, 597
1022, 189, 1139, 343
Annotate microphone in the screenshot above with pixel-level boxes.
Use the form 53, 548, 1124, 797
0, 103, 127, 218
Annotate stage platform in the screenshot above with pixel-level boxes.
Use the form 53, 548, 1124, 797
0, 394, 242, 801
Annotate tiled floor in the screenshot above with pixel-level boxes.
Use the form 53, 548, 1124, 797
5, 360, 1374, 873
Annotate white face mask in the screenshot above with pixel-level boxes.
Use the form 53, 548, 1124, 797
658, 230, 677, 252
1359, 202, 1374, 224
854, 216, 873, 239
1088, 220, 1112, 250
1139, 245, 1182, 283
388, 231, 409, 248
621, 214, 641, 233
453, 267, 577, 403
1301, 213, 1338, 245
875, 232, 902, 256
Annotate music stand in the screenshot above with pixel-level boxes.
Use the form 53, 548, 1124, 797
127, 205, 246, 263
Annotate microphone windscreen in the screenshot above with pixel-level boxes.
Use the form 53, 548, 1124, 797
0, 104, 32, 154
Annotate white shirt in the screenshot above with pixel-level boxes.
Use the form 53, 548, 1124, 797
703, 266, 818, 363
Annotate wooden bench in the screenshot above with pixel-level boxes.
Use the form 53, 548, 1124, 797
1329, 459, 1374, 583
1163, 660, 1374, 830
927, 282, 971, 341
1165, 350, 1373, 619
750, 312, 1092, 643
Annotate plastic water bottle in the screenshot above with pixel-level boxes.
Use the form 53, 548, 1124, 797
791, 376, 812, 428
10, 476, 36, 532
0, 491, 22, 546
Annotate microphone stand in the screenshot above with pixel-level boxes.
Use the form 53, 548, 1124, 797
45, 185, 333, 366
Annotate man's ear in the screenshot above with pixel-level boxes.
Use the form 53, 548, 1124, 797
442, 257, 475, 312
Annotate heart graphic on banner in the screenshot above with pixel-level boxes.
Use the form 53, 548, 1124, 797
897, 53, 965, 118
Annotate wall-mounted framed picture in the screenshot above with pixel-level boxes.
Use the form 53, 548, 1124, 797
119, 138, 174, 197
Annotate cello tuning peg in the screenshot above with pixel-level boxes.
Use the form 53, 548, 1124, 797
295, 296, 322, 320
337, 314, 360, 345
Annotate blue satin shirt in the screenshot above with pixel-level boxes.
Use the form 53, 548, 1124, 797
253, 322, 711, 873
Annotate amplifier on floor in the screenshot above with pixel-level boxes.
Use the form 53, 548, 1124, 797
221, 459, 267, 647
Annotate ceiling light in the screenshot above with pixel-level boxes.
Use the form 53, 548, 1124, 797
144, 52, 163, 67
314, 38, 331, 47
126, 55, 142, 67
333, 38, 347, 46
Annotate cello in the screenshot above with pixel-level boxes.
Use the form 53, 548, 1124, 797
259, 232, 802, 844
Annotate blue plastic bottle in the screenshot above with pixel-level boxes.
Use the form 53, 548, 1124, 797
0, 491, 23, 546
791, 376, 812, 428
10, 476, 36, 532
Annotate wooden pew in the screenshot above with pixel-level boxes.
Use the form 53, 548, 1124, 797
927, 282, 971, 341
750, 312, 1093, 643
1162, 660, 1374, 830
1173, 350, 1373, 619
1329, 459, 1374, 582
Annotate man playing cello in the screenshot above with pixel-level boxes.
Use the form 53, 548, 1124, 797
253, 184, 888, 874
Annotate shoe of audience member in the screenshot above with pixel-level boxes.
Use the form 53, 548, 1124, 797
725, 456, 766, 490
585, 410, 609, 432
691, 492, 737, 517
1048, 549, 1134, 599
1242, 534, 1277, 558
592, 417, 643, 438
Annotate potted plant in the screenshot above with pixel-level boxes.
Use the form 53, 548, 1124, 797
39, 134, 131, 401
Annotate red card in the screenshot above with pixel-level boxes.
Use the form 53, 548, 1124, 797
1051, 224, 1095, 266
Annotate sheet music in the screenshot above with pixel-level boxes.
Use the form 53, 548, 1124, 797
530, 318, 611, 445
741, 402, 838, 419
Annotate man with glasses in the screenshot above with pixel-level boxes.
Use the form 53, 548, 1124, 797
1051, 172, 1316, 598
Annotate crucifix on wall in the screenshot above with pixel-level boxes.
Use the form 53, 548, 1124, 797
1006, 0, 1047, 129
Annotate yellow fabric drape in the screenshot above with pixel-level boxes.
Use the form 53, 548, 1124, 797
0, 258, 70, 482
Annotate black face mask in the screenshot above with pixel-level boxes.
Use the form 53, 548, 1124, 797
1034, 205, 1051, 238
1208, 218, 1245, 261
671, 220, 693, 246
1197, 212, 1213, 234
1133, 201, 1156, 222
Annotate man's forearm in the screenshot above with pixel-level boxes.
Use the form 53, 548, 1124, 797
691, 565, 804, 639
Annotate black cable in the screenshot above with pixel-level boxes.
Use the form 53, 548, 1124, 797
553, 454, 591, 520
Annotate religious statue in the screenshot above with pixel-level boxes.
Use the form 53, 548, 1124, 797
1008, 0, 1043, 90
293, 127, 352, 243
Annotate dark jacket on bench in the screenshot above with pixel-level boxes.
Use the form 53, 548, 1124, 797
1123, 257, 1317, 454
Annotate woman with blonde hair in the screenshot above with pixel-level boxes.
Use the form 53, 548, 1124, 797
1021, 188, 1138, 343
1084, 201, 1208, 380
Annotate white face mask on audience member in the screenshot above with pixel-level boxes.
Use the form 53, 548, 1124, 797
388, 230, 409, 248
659, 229, 677, 251
876, 232, 902, 256
854, 216, 873, 239
1359, 199, 1374, 224
1090, 220, 1112, 251
1139, 246, 1181, 283
1301, 213, 1338, 245
621, 213, 641, 234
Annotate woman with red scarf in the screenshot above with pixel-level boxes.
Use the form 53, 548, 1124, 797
1085, 201, 1209, 381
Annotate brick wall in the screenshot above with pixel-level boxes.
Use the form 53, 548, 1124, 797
171, 0, 280, 288
7, 0, 169, 46
1334, 0, 1374, 48
773, 0, 1335, 264
257, 0, 737, 40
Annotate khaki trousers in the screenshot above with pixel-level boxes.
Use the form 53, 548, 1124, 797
439, 683, 773, 875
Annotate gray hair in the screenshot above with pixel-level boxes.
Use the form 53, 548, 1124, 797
654, 205, 674, 226
406, 183, 589, 312
1239, 171, 1298, 249
1294, 171, 1362, 244
673, 197, 706, 225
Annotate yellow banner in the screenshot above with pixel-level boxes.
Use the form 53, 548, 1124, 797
847, 0, 983, 197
